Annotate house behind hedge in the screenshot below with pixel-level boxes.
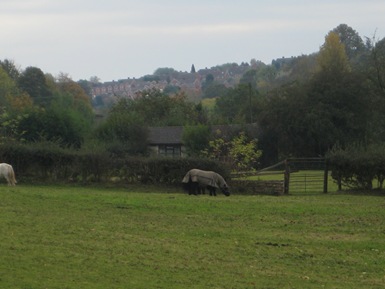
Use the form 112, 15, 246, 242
148, 124, 260, 158
148, 126, 185, 157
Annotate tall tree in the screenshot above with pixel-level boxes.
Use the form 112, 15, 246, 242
316, 31, 351, 77
0, 67, 17, 107
371, 37, 385, 94
56, 73, 93, 112
201, 74, 215, 94
0, 59, 20, 81
17, 66, 52, 106
308, 31, 369, 152
214, 83, 260, 124
258, 31, 370, 160
332, 24, 366, 60
258, 82, 311, 158
363, 37, 385, 142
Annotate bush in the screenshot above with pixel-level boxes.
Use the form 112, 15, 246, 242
327, 144, 385, 190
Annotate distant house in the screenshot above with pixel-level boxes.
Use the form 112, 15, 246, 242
148, 126, 185, 157
148, 124, 260, 158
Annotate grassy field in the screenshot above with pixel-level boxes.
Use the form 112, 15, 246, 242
1, 184, 385, 288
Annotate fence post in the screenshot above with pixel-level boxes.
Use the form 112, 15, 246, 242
323, 159, 328, 193
283, 159, 290, 195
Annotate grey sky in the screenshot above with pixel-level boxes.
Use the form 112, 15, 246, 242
1, 0, 384, 81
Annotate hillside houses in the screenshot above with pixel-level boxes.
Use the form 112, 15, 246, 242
90, 62, 253, 99
91, 78, 170, 99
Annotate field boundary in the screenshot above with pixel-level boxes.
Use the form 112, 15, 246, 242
231, 158, 328, 195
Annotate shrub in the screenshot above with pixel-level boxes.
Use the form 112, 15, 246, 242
327, 144, 385, 190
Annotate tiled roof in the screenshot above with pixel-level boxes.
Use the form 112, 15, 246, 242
148, 126, 184, 145
148, 123, 260, 145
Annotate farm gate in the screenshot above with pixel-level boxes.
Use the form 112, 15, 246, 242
231, 158, 328, 195
283, 158, 328, 194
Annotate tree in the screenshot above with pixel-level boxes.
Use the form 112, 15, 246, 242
202, 83, 229, 99
89, 76, 100, 84
17, 66, 52, 106
96, 88, 203, 155
301, 31, 368, 154
182, 125, 211, 156
201, 74, 214, 93
77, 79, 94, 97
112, 89, 199, 126
289, 54, 317, 82
214, 83, 260, 124
202, 132, 262, 171
316, 32, 351, 77
56, 73, 93, 121
371, 37, 385, 93
163, 84, 181, 95
153, 67, 177, 79
0, 67, 17, 107
95, 112, 148, 156
17, 106, 87, 148
362, 36, 385, 143
258, 82, 312, 158
190, 64, 196, 74
332, 24, 366, 60
240, 69, 257, 90
229, 132, 262, 171
200, 72, 229, 99
0, 59, 20, 81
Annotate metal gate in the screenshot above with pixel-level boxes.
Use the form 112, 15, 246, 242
284, 158, 328, 194
233, 157, 328, 195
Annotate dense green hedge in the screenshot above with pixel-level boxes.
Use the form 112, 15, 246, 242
327, 144, 385, 190
4, 141, 385, 191
0, 142, 230, 185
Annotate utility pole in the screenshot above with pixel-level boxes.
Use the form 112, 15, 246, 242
249, 82, 252, 123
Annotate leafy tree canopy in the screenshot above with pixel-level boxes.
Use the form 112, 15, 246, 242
316, 31, 351, 77
332, 24, 366, 60
110, 88, 201, 126
0, 59, 20, 81
17, 66, 52, 107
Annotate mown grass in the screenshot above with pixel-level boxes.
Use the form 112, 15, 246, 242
1, 184, 385, 288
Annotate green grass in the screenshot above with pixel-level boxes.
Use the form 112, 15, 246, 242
1, 184, 385, 288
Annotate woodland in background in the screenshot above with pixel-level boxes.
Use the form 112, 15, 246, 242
1, 24, 385, 168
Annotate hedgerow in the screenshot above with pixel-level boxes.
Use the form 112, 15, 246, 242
0, 142, 230, 185
326, 144, 385, 190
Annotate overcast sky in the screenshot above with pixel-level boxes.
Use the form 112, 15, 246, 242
1, 0, 384, 82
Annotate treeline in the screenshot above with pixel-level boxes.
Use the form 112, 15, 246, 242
1, 23, 385, 177
201, 24, 385, 165
0, 66, 93, 148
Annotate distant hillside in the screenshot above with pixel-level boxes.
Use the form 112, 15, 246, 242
90, 53, 320, 107
90, 61, 256, 100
